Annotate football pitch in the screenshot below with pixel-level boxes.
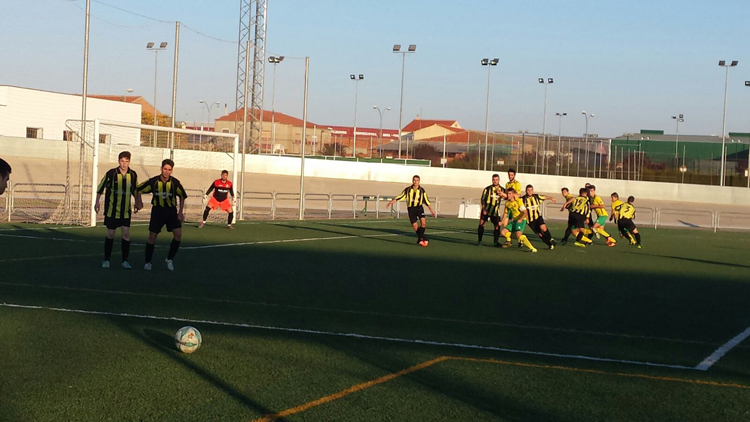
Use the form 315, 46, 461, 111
1, 218, 749, 421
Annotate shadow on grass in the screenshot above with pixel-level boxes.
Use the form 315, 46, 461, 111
624, 251, 750, 269
110, 320, 275, 417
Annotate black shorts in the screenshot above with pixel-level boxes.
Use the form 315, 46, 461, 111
148, 207, 182, 234
104, 216, 131, 230
570, 213, 587, 230
407, 206, 425, 224
566, 212, 576, 227
528, 218, 546, 234
618, 219, 637, 233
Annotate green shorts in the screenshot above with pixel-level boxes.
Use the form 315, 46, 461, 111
596, 215, 607, 226
505, 220, 527, 233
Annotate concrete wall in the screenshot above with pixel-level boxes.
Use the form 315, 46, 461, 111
1, 136, 749, 207
0, 86, 141, 142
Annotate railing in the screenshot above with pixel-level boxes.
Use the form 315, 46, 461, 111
3, 183, 750, 232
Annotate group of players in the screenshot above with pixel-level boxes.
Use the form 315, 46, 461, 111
93, 152, 641, 270
386, 169, 643, 253
94, 151, 236, 271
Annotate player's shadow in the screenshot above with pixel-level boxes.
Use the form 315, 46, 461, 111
109, 321, 275, 417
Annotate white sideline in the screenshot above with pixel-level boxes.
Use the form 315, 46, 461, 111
0, 302, 695, 371
694, 327, 750, 371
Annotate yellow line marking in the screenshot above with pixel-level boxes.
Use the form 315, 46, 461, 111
251, 356, 450, 422
253, 355, 749, 421
451, 357, 750, 389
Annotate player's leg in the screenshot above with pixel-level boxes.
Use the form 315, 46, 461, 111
103, 225, 116, 268
539, 222, 555, 248
477, 215, 487, 245
120, 225, 132, 268
199, 206, 210, 228
144, 231, 158, 270
561, 214, 574, 244
417, 216, 427, 242
499, 225, 511, 248
227, 210, 234, 229
515, 224, 536, 252
491, 216, 501, 245
164, 210, 183, 270
144, 209, 163, 270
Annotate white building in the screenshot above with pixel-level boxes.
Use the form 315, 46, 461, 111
0, 85, 142, 144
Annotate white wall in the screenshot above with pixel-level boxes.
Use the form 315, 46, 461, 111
0, 86, 141, 142
1, 135, 749, 207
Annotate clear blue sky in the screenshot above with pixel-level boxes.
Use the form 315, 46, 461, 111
3, 0, 750, 138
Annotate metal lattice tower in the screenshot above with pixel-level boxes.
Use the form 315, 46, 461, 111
234, 0, 267, 153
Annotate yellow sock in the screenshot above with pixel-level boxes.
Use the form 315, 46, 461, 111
504, 232, 512, 242
584, 228, 593, 236
597, 228, 611, 238
581, 235, 593, 244
628, 233, 636, 243
520, 235, 535, 250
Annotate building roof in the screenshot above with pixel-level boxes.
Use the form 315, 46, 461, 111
217, 109, 318, 129
88, 95, 143, 104
614, 133, 749, 144
402, 118, 460, 133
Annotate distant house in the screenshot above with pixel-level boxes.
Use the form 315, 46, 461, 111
88, 95, 162, 117
402, 118, 463, 142
0, 85, 141, 143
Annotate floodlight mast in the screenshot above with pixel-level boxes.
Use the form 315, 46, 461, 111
393, 44, 416, 159
718, 60, 738, 186
481, 57, 499, 171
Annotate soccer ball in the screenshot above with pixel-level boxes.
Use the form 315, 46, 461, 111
174, 326, 202, 354
419, 239, 429, 247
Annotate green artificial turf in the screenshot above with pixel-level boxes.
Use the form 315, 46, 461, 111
1, 218, 749, 421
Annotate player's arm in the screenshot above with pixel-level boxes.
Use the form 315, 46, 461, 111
94, 172, 110, 213
540, 195, 556, 203
561, 197, 574, 211
516, 206, 528, 223
176, 183, 187, 221
480, 188, 489, 214
130, 172, 143, 212
386, 189, 407, 208
422, 193, 436, 217
229, 185, 236, 202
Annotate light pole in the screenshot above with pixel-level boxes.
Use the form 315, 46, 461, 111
268, 55, 285, 154
199, 100, 220, 148
538, 77, 553, 174
350, 74, 364, 158
373, 105, 391, 158
718, 60, 738, 187
745, 81, 750, 188
146, 42, 168, 146
555, 112, 567, 175
671, 114, 684, 170
393, 44, 416, 159
482, 58, 499, 171
581, 111, 594, 177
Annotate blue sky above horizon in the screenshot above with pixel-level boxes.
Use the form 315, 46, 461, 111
3, 0, 750, 138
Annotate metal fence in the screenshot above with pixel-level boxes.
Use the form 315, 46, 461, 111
3, 183, 749, 232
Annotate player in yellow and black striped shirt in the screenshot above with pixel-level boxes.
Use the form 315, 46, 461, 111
610, 192, 635, 244
94, 151, 142, 269
561, 187, 594, 248
386, 175, 436, 245
521, 185, 557, 249
614, 195, 642, 248
478, 174, 507, 246
136, 159, 188, 271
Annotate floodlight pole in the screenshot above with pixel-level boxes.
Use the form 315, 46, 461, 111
374, 106, 390, 157
718, 60, 738, 187
745, 81, 750, 188
672, 114, 683, 170
350, 74, 364, 158
299, 57, 310, 220
394, 44, 415, 159
556, 112, 566, 175
147, 41, 168, 147
268, 56, 284, 154
539, 78, 553, 174
482, 58, 498, 171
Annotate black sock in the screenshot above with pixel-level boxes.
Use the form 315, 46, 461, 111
539, 231, 551, 246
104, 238, 114, 260
121, 239, 130, 261
493, 228, 500, 244
145, 243, 155, 263
563, 226, 572, 241
202, 207, 210, 221
417, 227, 426, 240
576, 232, 584, 242
478, 225, 484, 242
168, 240, 181, 260
635, 233, 641, 244
227, 213, 234, 225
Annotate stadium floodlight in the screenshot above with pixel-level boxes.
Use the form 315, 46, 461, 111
393, 43, 417, 158
146, 41, 169, 145
538, 77, 555, 173
267, 56, 285, 152
672, 114, 685, 167
350, 73, 365, 158
481, 57, 499, 170
556, 112, 567, 174
718, 59, 739, 186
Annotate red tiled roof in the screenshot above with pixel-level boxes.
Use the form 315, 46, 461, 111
402, 119, 459, 133
89, 95, 143, 103
217, 109, 318, 128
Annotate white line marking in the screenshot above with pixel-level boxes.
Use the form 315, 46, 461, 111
181, 230, 458, 250
694, 327, 750, 371
0, 223, 149, 232
0, 302, 694, 370
0, 233, 94, 243
0, 281, 729, 348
